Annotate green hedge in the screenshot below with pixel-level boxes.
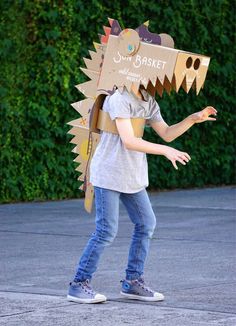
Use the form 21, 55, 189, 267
0, 0, 235, 202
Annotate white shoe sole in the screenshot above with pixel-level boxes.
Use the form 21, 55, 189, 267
120, 291, 164, 302
67, 294, 107, 304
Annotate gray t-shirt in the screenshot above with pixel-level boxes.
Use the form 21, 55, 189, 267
89, 88, 163, 193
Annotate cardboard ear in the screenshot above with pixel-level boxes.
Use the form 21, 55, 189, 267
118, 29, 140, 56
159, 33, 175, 48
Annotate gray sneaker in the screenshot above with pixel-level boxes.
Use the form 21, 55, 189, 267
67, 279, 107, 304
120, 277, 164, 302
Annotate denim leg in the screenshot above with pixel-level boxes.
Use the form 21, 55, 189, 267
74, 187, 120, 282
120, 189, 156, 280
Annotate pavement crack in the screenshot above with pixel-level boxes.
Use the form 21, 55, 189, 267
109, 298, 236, 315
0, 310, 35, 318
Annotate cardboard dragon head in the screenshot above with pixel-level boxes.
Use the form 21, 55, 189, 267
68, 18, 210, 213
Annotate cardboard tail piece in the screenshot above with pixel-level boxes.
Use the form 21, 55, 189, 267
68, 18, 211, 213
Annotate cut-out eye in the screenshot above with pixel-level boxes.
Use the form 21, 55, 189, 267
194, 58, 201, 70
186, 57, 193, 68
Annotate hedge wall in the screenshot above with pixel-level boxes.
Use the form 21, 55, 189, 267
0, 0, 235, 202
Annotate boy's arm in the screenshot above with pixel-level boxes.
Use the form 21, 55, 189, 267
150, 106, 217, 142
115, 118, 190, 170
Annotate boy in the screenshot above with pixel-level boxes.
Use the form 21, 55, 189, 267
67, 85, 217, 304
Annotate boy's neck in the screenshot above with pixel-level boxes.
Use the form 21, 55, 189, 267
130, 84, 143, 100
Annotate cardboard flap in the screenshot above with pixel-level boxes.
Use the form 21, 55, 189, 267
89, 94, 107, 133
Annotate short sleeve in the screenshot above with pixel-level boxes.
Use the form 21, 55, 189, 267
147, 97, 164, 123
106, 91, 131, 121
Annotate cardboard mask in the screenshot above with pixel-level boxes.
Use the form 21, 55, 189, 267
68, 18, 211, 213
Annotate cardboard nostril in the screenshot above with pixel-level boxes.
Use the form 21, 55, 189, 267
186, 57, 193, 68
194, 58, 201, 70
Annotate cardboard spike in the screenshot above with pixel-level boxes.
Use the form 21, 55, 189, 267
72, 145, 79, 154
126, 80, 133, 92
117, 86, 125, 93
83, 58, 100, 72
108, 17, 114, 26
192, 78, 197, 91
98, 43, 107, 52
75, 79, 98, 98
72, 139, 91, 163
77, 168, 85, 175
143, 20, 149, 27
71, 98, 94, 117
109, 18, 122, 35
70, 135, 88, 147
164, 74, 172, 85
93, 42, 105, 51
67, 118, 89, 128
195, 57, 210, 94
75, 163, 85, 173
68, 126, 85, 137
83, 49, 105, 71
163, 76, 172, 94
140, 78, 148, 89
196, 78, 205, 95
73, 155, 81, 163
101, 34, 109, 45
80, 67, 100, 80
155, 77, 164, 97
70, 122, 89, 144
70, 136, 79, 145
78, 174, 85, 182
181, 75, 196, 94
150, 77, 157, 87
98, 33, 103, 41
181, 76, 187, 93
131, 82, 140, 94
91, 49, 105, 60
146, 80, 156, 97
181, 76, 188, 93
79, 184, 84, 191
173, 72, 185, 93
73, 154, 89, 171
69, 125, 89, 138
103, 26, 111, 35
88, 50, 97, 60
74, 165, 82, 173
77, 164, 88, 176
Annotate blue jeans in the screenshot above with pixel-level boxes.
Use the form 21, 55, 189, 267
74, 186, 156, 281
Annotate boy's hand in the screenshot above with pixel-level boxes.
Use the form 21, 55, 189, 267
191, 106, 217, 124
164, 147, 191, 170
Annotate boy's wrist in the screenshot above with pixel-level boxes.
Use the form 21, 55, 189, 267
187, 114, 196, 125
155, 144, 169, 156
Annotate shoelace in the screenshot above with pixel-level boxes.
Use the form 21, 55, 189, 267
74, 279, 96, 295
135, 277, 154, 294
121, 277, 154, 294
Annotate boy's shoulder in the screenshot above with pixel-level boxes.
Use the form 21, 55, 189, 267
106, 88, 131, 107
109, 87, 153, 103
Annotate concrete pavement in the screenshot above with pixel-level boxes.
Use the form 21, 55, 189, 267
0, 187, 235, 325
